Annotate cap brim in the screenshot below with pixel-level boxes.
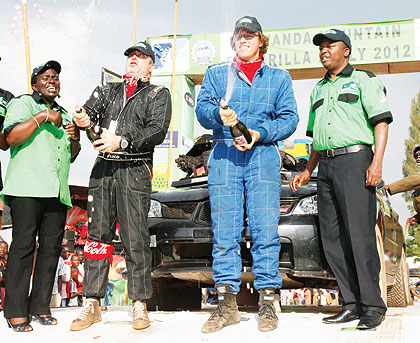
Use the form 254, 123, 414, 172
124, 47, 135, 56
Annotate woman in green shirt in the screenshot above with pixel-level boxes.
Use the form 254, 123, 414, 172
2, 61, 80, 332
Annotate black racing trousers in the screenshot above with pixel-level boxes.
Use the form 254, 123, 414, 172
83, 158, 153, 301
3, 196, 66, 318
317, 149, 386, 315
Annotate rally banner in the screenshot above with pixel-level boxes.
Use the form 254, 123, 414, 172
148, 19, 419, 75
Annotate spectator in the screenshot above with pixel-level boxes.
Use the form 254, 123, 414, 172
304, 288, 312, 306
60, 247, 71, 307
75, 247, 85, 277
385, 146, 420, 226
0, 241, 8, 262
50, 246, 67, 308
0, 242, 7, 310
68, 266, 83, 307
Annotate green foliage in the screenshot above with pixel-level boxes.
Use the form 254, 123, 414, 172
404, 91, 420, 259
406, 224, 420, 261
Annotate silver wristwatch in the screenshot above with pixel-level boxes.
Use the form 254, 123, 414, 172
120, 137, 129, 150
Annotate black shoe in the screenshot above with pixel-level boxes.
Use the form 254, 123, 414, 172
322, 309, 360, 324
32, 314, 58, 325
6, 318, 33, 332
356, 310, 385, 330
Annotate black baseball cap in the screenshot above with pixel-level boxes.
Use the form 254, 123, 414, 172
31, 60, 61, 84
313, 29, 352, 51
234, 16, 262, 33
124, 41, 155, 63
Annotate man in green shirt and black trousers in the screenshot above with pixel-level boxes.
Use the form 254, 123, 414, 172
290, 29, 392, 330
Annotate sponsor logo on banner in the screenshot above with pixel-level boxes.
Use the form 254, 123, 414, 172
152, 166, 169, 189
156, 131, 178, 148
184, 92, 195, 108
153, 42, 173, 70
191, 40, 216, 65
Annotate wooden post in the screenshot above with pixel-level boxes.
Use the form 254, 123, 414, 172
132, 0, 137, 44
167, 0, 179, 188
22, 0, 32, 93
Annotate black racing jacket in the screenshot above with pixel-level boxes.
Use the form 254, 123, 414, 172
83, 80, 172, 161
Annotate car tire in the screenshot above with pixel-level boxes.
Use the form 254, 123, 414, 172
146, 277, 202, 311
376, 224, 388, 306
386, 248, 409, 308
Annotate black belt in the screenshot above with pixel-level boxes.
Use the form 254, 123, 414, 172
319, 144, 371, 158
99, 151, 151, 162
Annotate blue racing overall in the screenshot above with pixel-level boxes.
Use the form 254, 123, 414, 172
196, 61, 299, 292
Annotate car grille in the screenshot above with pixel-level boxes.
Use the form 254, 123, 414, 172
163, 202, 198, 218
280, 198, 295, 214
162, 198, 296, 221
198, 201, 211, 222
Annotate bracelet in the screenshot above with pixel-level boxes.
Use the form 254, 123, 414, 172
32, 116, 40, 128
45, 109, 49, 123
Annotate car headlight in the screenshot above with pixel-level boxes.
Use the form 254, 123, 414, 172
292, 195, 318, 215
148, 199, 162, 217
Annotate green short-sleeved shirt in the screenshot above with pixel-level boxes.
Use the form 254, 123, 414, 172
1, 93, 73, 208
307, 64, 393, 151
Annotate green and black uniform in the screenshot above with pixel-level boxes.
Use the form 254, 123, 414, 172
307, 64, 392, 315
1, 92, 76, 319
0, 88, 14, 190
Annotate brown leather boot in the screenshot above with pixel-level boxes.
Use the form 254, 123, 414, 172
258, 288, 279, 332
201, 284, 241, 333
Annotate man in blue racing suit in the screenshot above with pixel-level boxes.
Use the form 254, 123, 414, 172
196, 16, 299, 333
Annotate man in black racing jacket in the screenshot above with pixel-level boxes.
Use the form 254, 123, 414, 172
70, 41, 171, 331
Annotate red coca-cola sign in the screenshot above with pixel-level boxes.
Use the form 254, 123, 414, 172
84, 239, 115, 261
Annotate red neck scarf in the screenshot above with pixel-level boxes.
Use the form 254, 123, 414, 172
234, 53, 263, 83
123, 74, 150, 99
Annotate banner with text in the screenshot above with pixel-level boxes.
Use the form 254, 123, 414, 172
148, 19, 418, 75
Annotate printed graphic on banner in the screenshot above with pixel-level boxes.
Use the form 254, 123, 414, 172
156, 131, 178, 148
191, 39, 217, 65
152, 166, 169, 189
150, 38, 189, 73
184, 92, 195, 108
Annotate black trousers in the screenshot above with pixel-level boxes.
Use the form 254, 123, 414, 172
3, 196, 66, 318
83, 158, 152, 301
317, 149, 386, 315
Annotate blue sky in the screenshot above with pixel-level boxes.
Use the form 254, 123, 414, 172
0, 0, 420, 221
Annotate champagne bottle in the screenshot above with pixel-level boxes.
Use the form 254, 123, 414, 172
86, 122, 103, 143
222, 105, 252, 144
75, 108, 103, 143
230, 120, 252, 144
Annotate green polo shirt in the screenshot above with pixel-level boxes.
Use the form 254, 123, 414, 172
1, 93, 73, 208
307, 64, 393, 151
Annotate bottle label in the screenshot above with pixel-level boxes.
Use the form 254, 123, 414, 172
108, 120, 117, 134
234, 135, 247, 145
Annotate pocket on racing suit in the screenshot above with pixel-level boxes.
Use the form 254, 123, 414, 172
89, 158, 105, 190
207, 141, 228, 186
258, 143, 281, 184
126, 160, 152, 193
